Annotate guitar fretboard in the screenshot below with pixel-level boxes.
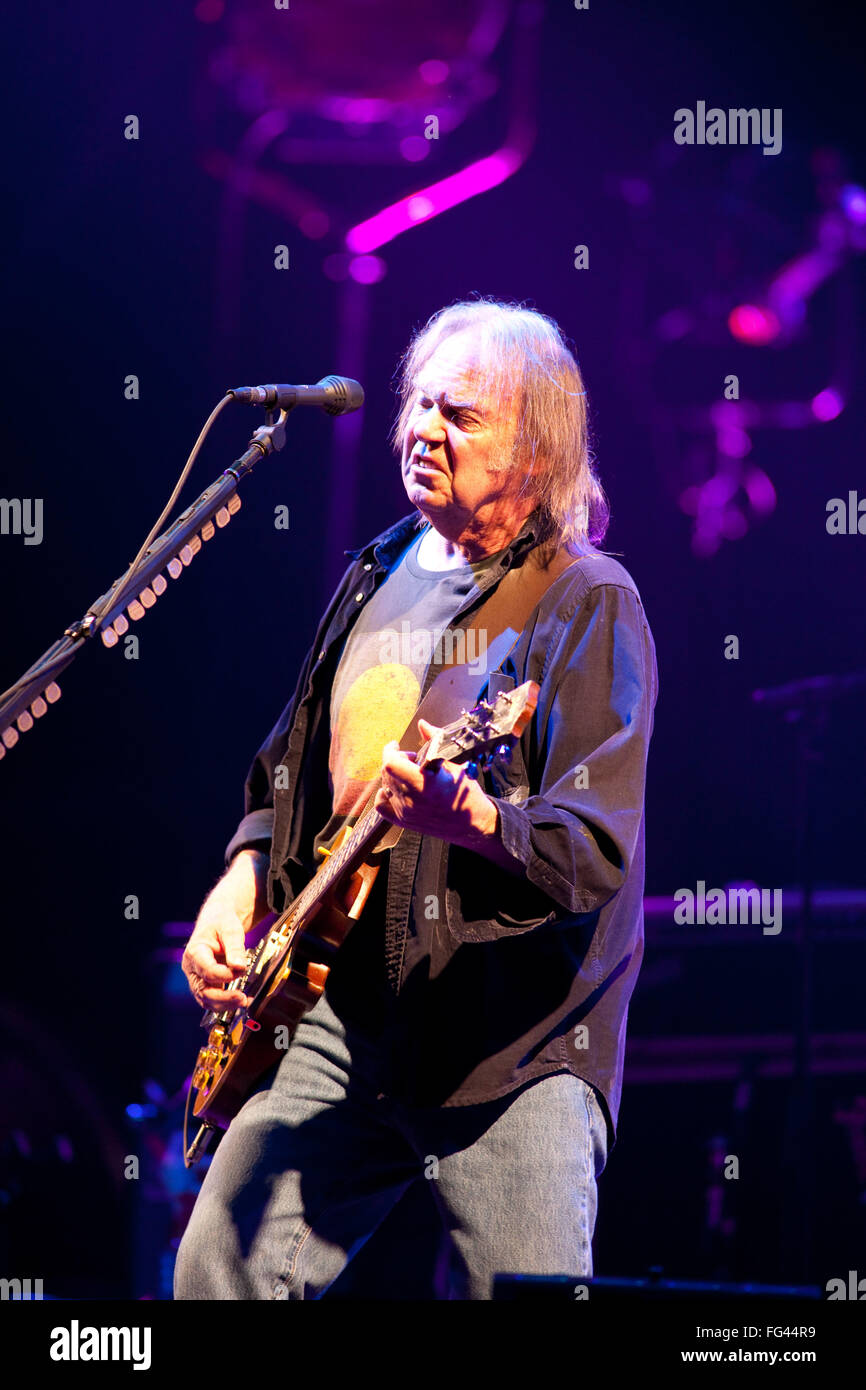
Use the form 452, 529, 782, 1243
279, 792, 386, 932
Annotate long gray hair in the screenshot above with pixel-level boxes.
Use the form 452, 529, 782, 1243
391, 298, 609, 554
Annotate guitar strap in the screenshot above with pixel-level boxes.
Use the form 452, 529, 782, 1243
361, 537, 579, 850
399, 537, 580, 752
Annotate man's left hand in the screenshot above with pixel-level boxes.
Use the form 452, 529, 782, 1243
374, 717, 498, 849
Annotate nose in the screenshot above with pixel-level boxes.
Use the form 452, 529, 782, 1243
413, 404, 447, 449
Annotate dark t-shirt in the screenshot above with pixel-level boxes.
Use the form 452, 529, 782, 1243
313, 528, 506, 854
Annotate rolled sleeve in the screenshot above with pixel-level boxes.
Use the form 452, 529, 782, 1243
224, 808, 275, 868
444, 578, 657, 942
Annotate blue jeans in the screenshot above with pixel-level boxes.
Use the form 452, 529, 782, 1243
174, 992, 608, 1300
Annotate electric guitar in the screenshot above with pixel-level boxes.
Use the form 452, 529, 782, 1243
184, 680, 539, 1164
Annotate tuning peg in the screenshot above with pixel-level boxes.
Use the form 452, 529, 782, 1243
127, 598, 145, 621
138, 586, 157, 609
215, 507, 230, 528
167, 557, 183, 579
152, 575, 167, 596
200, 520, 215, 541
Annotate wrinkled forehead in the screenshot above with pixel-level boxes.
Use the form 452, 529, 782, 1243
413, 331, 513, 414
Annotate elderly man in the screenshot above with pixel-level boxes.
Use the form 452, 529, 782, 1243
174, 298, 658, 1301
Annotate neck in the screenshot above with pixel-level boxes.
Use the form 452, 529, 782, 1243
420, 501, 537, 568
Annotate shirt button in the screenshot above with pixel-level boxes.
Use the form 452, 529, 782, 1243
363, 562, 372, 571
354, 592, 364, 602
318, 649, 326, 660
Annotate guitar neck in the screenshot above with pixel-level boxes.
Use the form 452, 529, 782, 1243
263, 678, 538, 939
276, 784, 389, 931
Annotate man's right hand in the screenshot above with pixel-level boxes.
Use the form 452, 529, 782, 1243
182, 848, 270, 1011
182, 913, 251, 1011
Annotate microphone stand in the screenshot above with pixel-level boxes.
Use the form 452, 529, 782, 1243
0, 409, 291, 756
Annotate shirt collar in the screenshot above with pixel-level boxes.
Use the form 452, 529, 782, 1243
345, 508, 542, 571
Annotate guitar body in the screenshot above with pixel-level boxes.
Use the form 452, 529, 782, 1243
184, 681, 538, 1164
191, 831, 382, 1130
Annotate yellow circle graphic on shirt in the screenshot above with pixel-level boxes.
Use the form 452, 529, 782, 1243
331, 662, 421, 810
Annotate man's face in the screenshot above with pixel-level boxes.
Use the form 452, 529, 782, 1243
400, 332, 527, 536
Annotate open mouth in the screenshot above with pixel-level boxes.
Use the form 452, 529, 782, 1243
409, 449, 444, 473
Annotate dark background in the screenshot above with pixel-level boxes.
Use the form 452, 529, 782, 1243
0, 0, 864, 1298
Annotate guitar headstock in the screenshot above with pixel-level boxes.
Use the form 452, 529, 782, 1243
423, 680, 539, 772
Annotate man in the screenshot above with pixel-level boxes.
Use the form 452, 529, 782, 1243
174, 298, 658, 1300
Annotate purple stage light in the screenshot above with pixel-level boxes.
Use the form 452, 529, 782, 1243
841, 184, 866, 225
655, 307, 694, 342
346, 147, 523, 253
299, 210, 330, 239
728, 303, 781, 345
400, 136, 430, 163
407, 195, 435, 222
743, 466, 777, 515
203, 0, 512, 132
810, 387, 844, 421
349, 254, 387, 285
717, 426, 752, 459
419, 60, 450, 86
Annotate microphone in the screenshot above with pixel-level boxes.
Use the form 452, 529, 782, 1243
227, 375, 364, 415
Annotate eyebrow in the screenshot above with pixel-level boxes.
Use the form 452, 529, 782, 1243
414, 384, 482, 413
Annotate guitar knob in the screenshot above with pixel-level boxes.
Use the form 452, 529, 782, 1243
495, 742, 513, 764
465, 760, 479, 780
